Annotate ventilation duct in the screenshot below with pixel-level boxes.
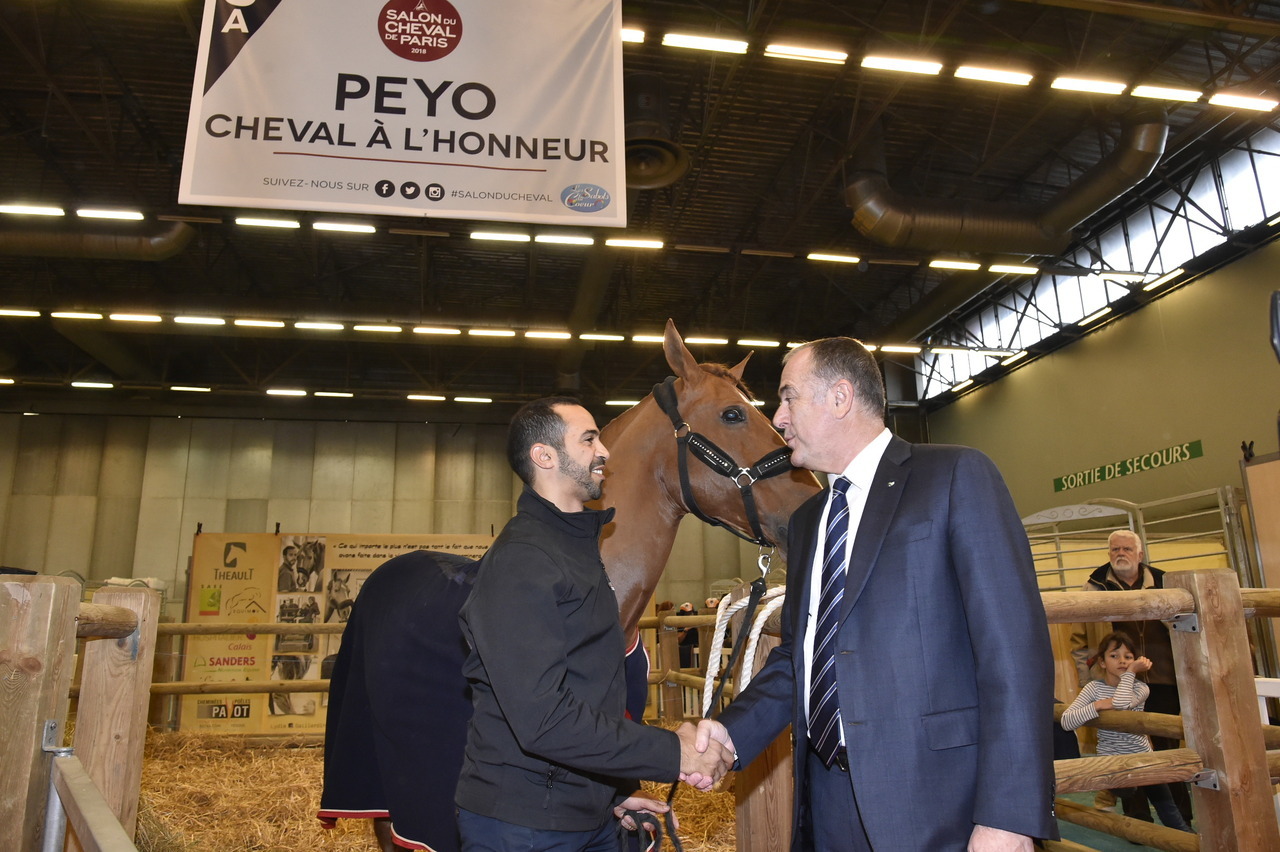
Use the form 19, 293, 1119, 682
844, 108, 1168, 256
0, 221, 194, 261
624, 72, 690, 190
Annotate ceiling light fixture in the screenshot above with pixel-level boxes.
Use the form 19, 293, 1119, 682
235, 217, 301, 228
859, 343, 878, 352
579, 333, 624, 341
764, 43, 847, 65
861, 55, 942, 75
620, 28, 644, 44
1208, 92, 1278, 111
930, 259, 981, 271
954, 66, 1032, 86
110, 313, 162, 322
807, 252, 860, 263
1099, 271, 1146, 283
606, 399, 642, 406
605, 238, 663, 249
0, 378, 14, 384
171, 385, 211, 393
525, 330, 572, 340
235, 318, 286, 328
1079, 306, 1112, 325
455, 396, 492, 403
950, 379, 974, 392
408, 394, 446, 401
662, 33, 748, 54
632, 334, 665, 343
0, 308, 41, 317
741, 249, 794, 258
1131, 84, 1201, 102
414, 326, 462, 335
685, 336, 729, 345
313, 222, 376, 234
929, 347, 972, 355
76, 208, 144, 220
72, 381, 113, 389
470, 231, 531, 242
50, 311, 103, 320
295, 321, 345, 330
174, 316, 226, 325
352, 324, 402, 333
314, 391, 354, 398
1051, 76, 1127, 95
880, 345, 923, 354
737, 338, 780, 347
1142, 268, 1185, 291
673, 244, 731, 253
1001, 350, 1028, 366
266, 388, 307, 396
468, 328, 516, 337
989, 264, 1039, 275
535, 234, 593, 245
0, 204, 64, 216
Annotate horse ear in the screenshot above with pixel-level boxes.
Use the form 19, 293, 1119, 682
728, 351, 752, 381
663, 318, 701, 382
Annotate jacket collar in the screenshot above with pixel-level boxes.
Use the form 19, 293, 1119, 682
519, 486, 615, 539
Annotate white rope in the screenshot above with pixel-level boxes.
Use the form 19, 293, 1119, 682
700, 586, 787, 716
739, 592, 787, 690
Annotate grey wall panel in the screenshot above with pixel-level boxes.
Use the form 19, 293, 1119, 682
139, 418, 192, 499
393, 423, 437, 503
55, 418, 105, 496
99, 418, 149, 498
184, 419, 234, 499
352, 423, 396, 502
390, 500, 433, 533
14, 414, 62, 496
91, 495, 142, 582
270, 422, 316, 498
267, 498, 311, 533
228, 420, 275, 499
351, 500, 393, 533
313, 422, 357, 502
434, 426, 477, 532
308, 500, 352, 534
225, 498, 269, 533
45, 495, 97, 579
133, 495, 186, 587
2, 494, 52, 570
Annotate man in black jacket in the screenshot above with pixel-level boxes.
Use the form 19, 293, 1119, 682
455, 397, 731, 851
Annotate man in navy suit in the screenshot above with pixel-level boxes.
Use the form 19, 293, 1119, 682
698, 337, 1057, 850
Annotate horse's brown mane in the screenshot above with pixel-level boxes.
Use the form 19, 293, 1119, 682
697, 362, 755, 400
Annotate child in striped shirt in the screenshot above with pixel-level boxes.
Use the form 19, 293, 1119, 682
1061, 631, 1192, 833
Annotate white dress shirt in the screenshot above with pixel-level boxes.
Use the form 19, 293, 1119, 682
802, 427, 892, 727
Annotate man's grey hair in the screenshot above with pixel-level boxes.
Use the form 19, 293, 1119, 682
784, 337, 886, 421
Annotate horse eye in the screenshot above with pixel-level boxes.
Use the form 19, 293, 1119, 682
721, 406, 747, 424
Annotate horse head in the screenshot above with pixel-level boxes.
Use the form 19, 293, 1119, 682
599, 319, 822, 638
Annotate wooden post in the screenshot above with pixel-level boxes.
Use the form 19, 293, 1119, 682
0, 575, 81, 851
68, 586, 161, 850
733, 597, 791, 852
658, 618, 682, 721
1164, 569, 1280, 850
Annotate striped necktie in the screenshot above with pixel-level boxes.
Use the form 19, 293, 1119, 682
809, 476, 850, 768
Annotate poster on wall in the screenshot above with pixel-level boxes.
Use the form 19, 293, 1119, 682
179, 0, 628, 226
182, 532, 492, 734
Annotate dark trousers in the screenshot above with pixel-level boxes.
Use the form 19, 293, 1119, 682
801, 747, 872, 851
458, 808, 621, 852
1123, 684, 1194, 825
1114, 784, 1191, 832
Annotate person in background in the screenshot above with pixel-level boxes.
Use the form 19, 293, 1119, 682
676, 601, 699, 668
695, 336, 1057, 851
1061, 632, 1192, 833
1068, 529, 1193, 825
455, 397, 731, 852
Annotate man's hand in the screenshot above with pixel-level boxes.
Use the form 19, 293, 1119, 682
968, 824, 1032, 851
675, 722, 731, 790
614, 795, 672, 832
694, 718, 736, 759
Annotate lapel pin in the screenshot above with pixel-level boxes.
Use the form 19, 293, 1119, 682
887, 480, 896, 487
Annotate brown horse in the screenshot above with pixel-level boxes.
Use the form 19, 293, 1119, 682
600, 319, 821, 643
321, 320, 821, 852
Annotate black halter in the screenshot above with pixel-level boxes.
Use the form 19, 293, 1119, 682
651, 375, 795, 547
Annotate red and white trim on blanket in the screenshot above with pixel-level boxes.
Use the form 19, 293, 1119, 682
316, 810, 437, 851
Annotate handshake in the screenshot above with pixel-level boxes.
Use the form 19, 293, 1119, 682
675, 719, 736, 791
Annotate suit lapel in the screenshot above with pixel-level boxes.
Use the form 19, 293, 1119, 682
840, 436, 911, 617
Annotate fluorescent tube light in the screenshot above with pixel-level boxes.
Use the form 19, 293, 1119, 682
414, 326, 462, 335
579, 333, 625, 341
1079, 307, 1112, 325
266, 388, 307, 396
314, 391, 354, 398
455, 396, 492, 403
1142, 268, 1184, 291
1207, 92, 1278, 111
313, 222, 376, 234
859, 342, 878, 352
174, 316, 226, 325
50, 312, 103, 320
950, 379, 974, 392
0, 308, 41, 317
470, 231, 531, 242
1000, 350, 1028, 366
171, 386, 211, 393
235, 217, 300, 228
737, 339, 780, 347
1051, 77, 1126, 95
662, 33, 748, 54
620, 28, 644, 44
235, 319, 286, 328
880, 345, 922, 354
632, 334, 665, 343
468, 328, 516, 337
525, 330, 572, 340
0, 378, 14, 384
764, 44, 847, 65
535, 234, 594, 246
295, 322, 345, 331
685, 337, 729, 345
408, 394, 446, 401
807, 252, 860, 263
930, 259, 981, 270
76, 208, 144, 220
989, 264, 1038, 275
110, 313, 162, 322
929, 347, 972, 355
606, 399, 642, 406
954, 66, 1032, 86
605, 238, 663, 249
72, 381, 113, 389
0, 204, 64, 216
352, 324, 402, 333
1131, 84, 1200, 102
861, 56, 941, 75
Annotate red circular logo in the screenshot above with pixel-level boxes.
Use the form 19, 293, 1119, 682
379, 0, 463, 62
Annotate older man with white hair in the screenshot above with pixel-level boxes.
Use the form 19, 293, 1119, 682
1069, 529, 1193, 826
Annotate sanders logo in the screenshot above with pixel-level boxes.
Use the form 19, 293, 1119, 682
561, 184, 611, 213
379, 0, 462, 62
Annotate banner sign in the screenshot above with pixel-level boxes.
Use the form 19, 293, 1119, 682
1053, 440, 1204, 493
180, 0, 627, 226
181, 532, 492, 734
